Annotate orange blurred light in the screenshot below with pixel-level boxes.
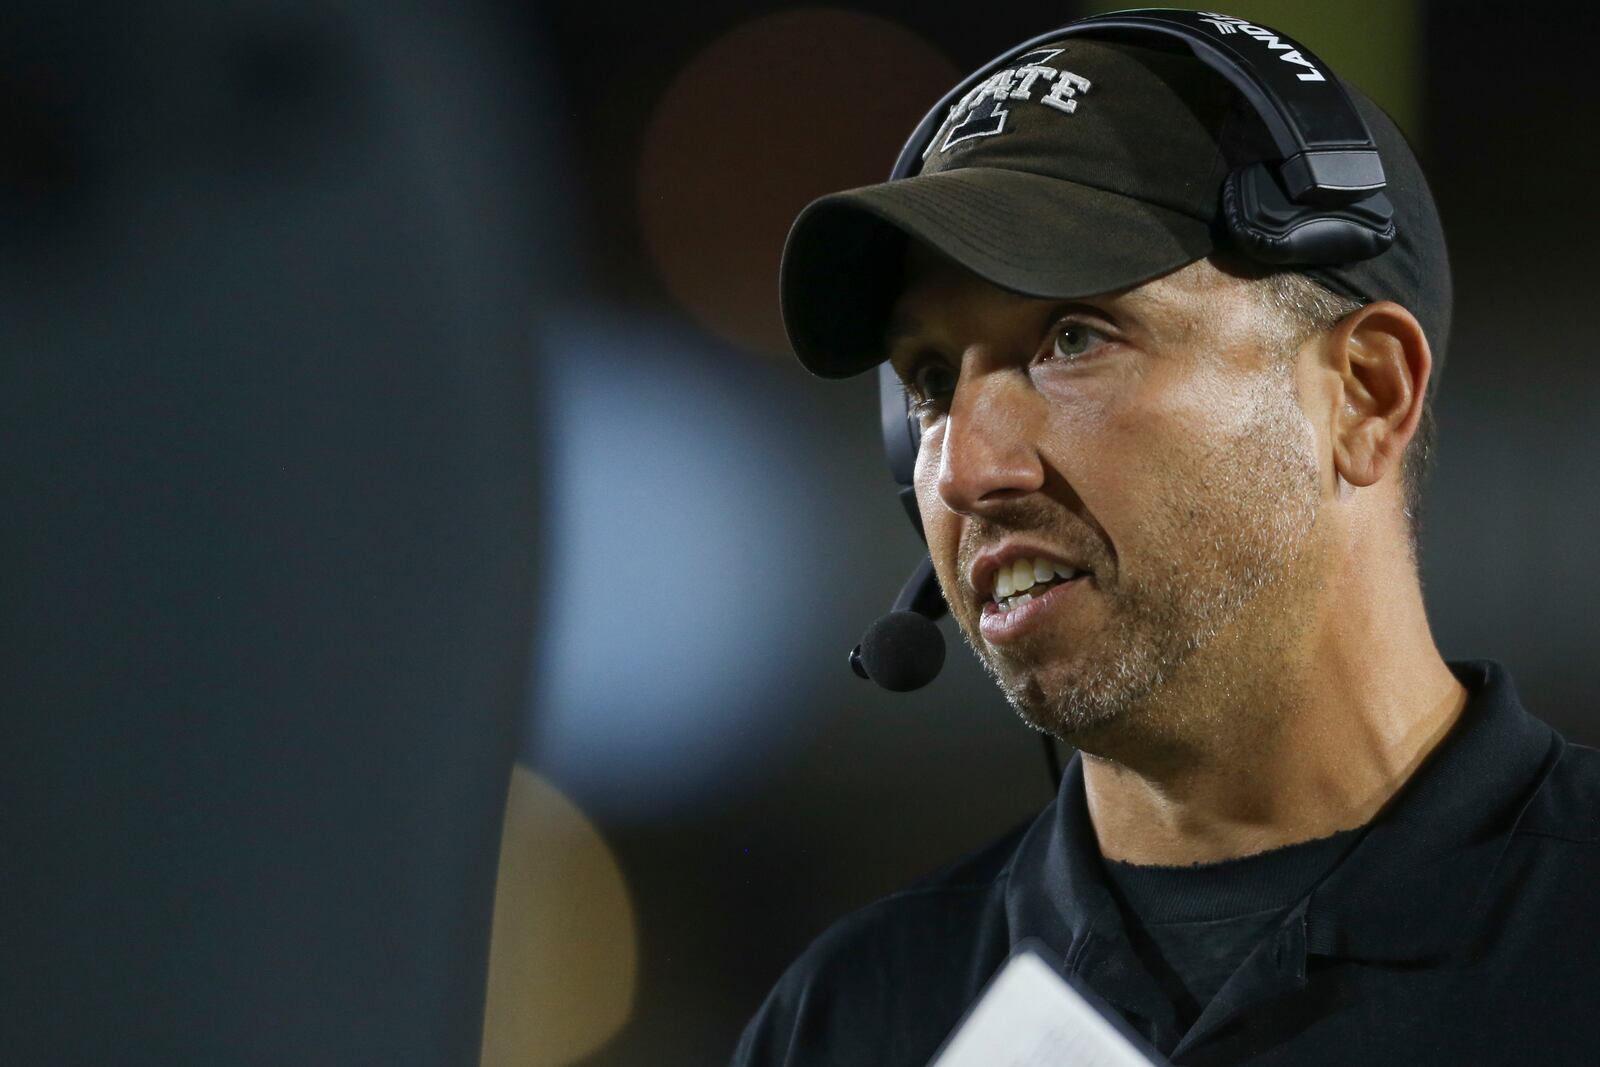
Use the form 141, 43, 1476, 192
638, 9, 958, 357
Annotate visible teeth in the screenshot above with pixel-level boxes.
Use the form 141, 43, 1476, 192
1011, 558, 1035, 594
989, 556, 1089, 604
996, 591, 1037, 613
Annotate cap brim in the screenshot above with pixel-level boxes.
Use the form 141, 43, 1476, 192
780, 167, 1217, 378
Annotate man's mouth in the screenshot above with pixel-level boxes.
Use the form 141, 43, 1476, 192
989, 556, 1086, 615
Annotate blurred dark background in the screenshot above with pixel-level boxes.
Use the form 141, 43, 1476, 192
3, 2, 1595, 1066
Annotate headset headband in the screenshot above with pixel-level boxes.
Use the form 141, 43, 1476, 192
892, 10, 1383, 197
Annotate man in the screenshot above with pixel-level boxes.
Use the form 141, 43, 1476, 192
732, 20, 1600, 1067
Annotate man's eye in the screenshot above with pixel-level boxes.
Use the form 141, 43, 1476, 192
909, 362, 956, 410
1051, 321, 1106, 361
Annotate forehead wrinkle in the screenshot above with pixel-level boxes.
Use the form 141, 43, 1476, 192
888, 249, 1282, 377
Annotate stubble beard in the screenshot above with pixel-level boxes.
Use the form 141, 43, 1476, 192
958, 372, 1325, 757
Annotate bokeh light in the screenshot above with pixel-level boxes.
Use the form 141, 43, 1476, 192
480, 765, 637, 1067
526, 308, 839, 821
637, 8, 959, 356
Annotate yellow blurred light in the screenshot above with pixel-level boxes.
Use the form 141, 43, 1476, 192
480, 765, 637, 1067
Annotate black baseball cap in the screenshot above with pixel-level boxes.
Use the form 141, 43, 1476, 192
780, 35, 1451, 383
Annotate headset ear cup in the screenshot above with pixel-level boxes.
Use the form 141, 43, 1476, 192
877, 361, 921, 489
877, 362, 928, 543
1224, 164, 1397, 266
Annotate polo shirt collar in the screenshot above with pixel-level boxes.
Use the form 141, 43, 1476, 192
1302, 660, 1563, 963
1002, 660, 1565, 972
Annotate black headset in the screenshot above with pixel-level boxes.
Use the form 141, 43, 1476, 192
846, 9, 1396, 794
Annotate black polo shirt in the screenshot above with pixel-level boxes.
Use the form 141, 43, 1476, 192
731, 661, 1600, 1065
1100, 822, 1368, 1052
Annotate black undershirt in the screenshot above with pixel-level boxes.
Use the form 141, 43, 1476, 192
1101, 825, 1367, 1051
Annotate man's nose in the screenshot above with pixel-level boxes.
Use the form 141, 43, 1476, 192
935, 371, 1044, 515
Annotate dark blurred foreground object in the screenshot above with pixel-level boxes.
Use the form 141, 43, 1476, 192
0, 3, 553, 1063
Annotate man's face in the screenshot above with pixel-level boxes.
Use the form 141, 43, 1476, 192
886, 244, 1331, 751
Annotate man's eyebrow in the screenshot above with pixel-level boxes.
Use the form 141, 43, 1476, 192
881, 313, 923, 350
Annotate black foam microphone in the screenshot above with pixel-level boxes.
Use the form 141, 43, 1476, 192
850, 556, 947, 692
849, 554, 1066, 795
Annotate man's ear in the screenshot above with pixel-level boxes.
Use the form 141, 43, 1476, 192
1325, 301, 1432, 489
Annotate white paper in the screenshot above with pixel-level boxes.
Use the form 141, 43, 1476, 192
928, 950, 1158, 1067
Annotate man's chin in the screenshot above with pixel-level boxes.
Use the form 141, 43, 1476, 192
991, 655, 1133, 737
960, 613, 1165, 727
